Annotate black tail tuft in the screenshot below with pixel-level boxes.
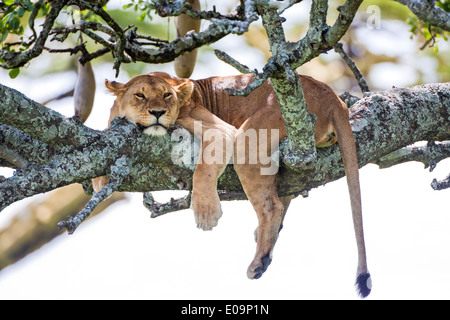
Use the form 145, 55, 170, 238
355, 273, 372, 298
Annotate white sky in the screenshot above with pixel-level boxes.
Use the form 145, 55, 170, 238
0, 0, 449, 300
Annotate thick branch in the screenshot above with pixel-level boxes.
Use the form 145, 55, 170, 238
216, 1, 364, 170
394, 0, 450, 32
277, 83, 450, 195
0, 124, 56, 165
0, 82, 448, 219
0, 85, 100, 148
258, 4, 317, 169
0, 146, 28, 168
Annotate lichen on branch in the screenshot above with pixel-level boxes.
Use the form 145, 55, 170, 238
0, 82, 448, 229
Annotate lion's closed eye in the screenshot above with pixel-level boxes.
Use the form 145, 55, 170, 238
135, 93, 145, 99
163, 92, 173, 99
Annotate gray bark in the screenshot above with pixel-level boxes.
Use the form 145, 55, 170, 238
0, 82, 448, 215
393, 0, 450, 32
0, 0, 449, 233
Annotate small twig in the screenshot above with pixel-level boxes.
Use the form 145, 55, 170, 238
78, 47, 110, 64
214, 49, 271, 96
43, 42, 87, 55
431, 174, 450, 191
154, 0, 240, 20
42, 88, 75, 105
144, 192, 191, 218
144, 190, 248, 218
375, 141, 450, 171
127, 27, 169, 48
70, 0, 131, 76
28, 0, 43, 42
419, 25, 437, 50
57, 177, 122, 234
214, 49, 253, 74
226, 76, 270, 96
334, 42, 370, 93
58, 156, 132, 234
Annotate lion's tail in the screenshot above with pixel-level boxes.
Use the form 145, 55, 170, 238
333, 109, 372, 298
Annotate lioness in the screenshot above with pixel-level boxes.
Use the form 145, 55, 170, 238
93, 72, 371, 298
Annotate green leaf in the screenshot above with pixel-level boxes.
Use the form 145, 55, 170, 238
9, 68, 20, 79
24, 0, 34, 11
1, 30, 9, 43
17, 7, 25, 18
138, 11, 146, 21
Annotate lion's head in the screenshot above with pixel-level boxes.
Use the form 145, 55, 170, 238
106, 72, 194, 136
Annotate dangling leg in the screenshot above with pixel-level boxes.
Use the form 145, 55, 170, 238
254, 195, 293, 242
182, 116, 236, 231
191, 161, 226, 230
233, 107, 287, 279
235, 163, 285, 279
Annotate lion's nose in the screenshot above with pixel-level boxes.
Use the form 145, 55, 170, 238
149, 110, 166, 120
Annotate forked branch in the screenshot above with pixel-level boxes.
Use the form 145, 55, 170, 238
58, 156, 131, 234
431, 174, 450, 191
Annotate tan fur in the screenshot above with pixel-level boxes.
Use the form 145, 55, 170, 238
92, 72, 369, 290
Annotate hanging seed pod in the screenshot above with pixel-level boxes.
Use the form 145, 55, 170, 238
74, 59, 96, 123
174, 0, 201, 78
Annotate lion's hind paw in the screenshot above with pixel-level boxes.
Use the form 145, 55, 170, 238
247, 253, 272, 280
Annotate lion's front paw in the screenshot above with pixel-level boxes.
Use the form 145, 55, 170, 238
247, 253, 272, 280
191, 191, 222, 231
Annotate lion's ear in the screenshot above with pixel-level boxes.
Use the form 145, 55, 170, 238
105, 79, 126, 96
174, 81, 194, 105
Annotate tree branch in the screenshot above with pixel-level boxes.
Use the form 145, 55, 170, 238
215, 1, 364, 169
0, 184, 126, 271
431, 174, 450, 190
58, 156, 131, 234
0, 145, 28, 168
0, 124, 56, 165
334, 42, 370, 93
285, 0, 364, 69
0, 85, 100, 149
394, 0, 450, 32
143, 191, 191, 218
144, 190, 248, 218
0, 0, 70, 69
0, 0, 259, 72
375, 141, 450, 170
0, 82, 448, 232
257, 4, 317, 169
